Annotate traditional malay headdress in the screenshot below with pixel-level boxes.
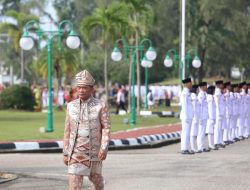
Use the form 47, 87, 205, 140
75, 70, 95, 86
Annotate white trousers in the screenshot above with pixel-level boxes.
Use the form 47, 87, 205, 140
244, 116, 250, 137
208, 134, 214, 148
190, 136, 197, 151
181, 119, 192, 151
197, 119, 207, 150
223, 117, 230, 141
214, 117, 224, 145
230, 116, 237, 139
238, 116, 245, 137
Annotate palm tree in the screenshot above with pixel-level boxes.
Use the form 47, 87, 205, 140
0, 10, 37, 83
32, 47, 79, 90
80, 2, 129, 103
120, 0, 154, 114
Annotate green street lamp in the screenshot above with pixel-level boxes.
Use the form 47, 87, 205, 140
111, 38, 157, 125
141, 56, 153, 110
19, 20, 81, 132
186, 48, 202, 69
163, 48, 202, 87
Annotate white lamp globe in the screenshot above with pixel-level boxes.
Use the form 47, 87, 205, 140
19, 36, 34, 50
192, 56, 202, 68
145, 47, 157, 61
164, 55, 173, 67
111, 47, 122, 61
147, 61, 153, 68
141, 57, 150, 67
66, 35, 80, 49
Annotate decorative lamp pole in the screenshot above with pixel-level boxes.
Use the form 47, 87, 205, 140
111, 38, 157, 125
163, 48, 202, 87
19, 20, 81, 132
186, 48, 202, 69
141, 56, 153, 110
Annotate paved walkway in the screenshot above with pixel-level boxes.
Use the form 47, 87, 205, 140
1, 138, 250, 189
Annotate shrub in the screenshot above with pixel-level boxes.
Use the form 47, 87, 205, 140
0, 85, 35, 110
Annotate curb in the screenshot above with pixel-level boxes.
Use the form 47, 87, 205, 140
0, 131, 181, 153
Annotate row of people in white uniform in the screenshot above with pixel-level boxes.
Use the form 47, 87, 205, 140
180, 78, 250, 154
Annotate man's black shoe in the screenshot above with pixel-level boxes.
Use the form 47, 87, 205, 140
219, 144, 225, 148
203, 148, 211, 152
181, 150, 189, 155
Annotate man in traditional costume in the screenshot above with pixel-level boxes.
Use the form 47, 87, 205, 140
63, 70, 111, 190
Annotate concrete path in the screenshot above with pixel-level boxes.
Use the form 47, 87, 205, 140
1, 137, 250, 190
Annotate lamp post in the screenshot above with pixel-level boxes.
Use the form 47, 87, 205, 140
19, 20, 81, 132
141, 56, 153, 110
111, 38, 157, 125
163, 48, 202, 87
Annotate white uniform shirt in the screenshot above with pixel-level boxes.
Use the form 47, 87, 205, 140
240, 90, 247, 116
191, 93, 200, 122
236, 92, 242, 116
180, 87, 194, 120
247, 91, 250, 117
147, 92, 154, 106
224, 90, 232, 118
58, 89, 65, 106
117, 90, 125, 103
42, 90, 47, 107
197, 90, 208, 120
207, 94, 216, 120
214, 88, 225, 118
231, 92, 238, 117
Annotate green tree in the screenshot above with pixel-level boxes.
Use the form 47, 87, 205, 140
120, 0, 154, 113
0, 10, 37, 83
147, 0, 180, 83
31, 47, 79, 88
80, 2, 129, 102
186, 0, 250, 82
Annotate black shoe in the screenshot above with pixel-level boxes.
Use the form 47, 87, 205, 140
223, 141, 230, 145
196, 150, 203, 153
219, 144, 225, 148
209, 146, 218, 150
214, 144, 220, 149
239, 136, 245, 140
189, 150, 195, 154
203, 148, 211, 152
234, 138, 240, 142
181, 150, 190, 155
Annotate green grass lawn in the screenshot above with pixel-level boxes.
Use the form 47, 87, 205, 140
0, 107, 180, 141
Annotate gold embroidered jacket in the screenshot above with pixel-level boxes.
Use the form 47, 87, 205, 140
63, 97, 111, 161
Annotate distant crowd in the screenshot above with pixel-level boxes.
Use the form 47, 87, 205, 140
0, 83, 180, 111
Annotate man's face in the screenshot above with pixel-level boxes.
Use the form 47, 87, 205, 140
201, 86, 207, 92
227, 85, 231, 91
77, 85, 93, 100
222, 87, 226, 94
243, 85, 247, 91
219, 84, 224, 90
236, 87, 240, 93
186, 82, 192, 89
